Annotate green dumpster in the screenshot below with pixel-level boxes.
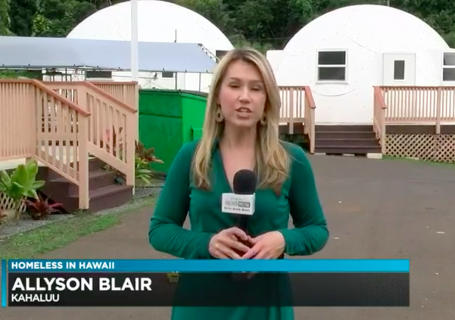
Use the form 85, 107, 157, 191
139, 89, 207, 174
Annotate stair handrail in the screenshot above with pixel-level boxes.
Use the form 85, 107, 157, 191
73, 81, 137, 188
30, 79, 91, 210
43, 81, 138, 113
373, 86, 387, 153
0, 79, 90, 116
40, 80, 138, 186
303, 86, 316, 154
88, 81, 139, 112
83, 82, 138, 114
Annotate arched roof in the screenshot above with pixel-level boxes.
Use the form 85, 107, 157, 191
283, 4, 449, 53
67, 0, 233, 54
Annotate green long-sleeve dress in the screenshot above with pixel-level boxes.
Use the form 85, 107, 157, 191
149, 140, 329, 320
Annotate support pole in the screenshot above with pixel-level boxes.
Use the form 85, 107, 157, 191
131, 0, 139, 81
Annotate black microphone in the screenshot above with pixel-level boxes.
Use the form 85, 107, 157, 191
232, 169, 257, 234
232, 169, 257, 281
230, 170, 257, 281
221, 169, 257, 266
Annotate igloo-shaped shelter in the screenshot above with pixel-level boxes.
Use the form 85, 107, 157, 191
266, 50, 285, 75
273, 4, 452, 124
66, 0, 234, 92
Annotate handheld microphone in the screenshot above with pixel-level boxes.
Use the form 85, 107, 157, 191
221, 170, 257, 281
232, 169, 257, 232
221, 169, 257, 232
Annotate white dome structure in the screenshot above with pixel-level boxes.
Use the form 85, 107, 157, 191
266, 50, 284, 75
67, 0, 234, 91
272, 4, 451, 124
67, 0, 233, 54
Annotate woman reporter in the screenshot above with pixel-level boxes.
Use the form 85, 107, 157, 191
149, 47, 329, 320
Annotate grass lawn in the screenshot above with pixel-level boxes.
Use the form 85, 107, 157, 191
382, 155, 455, 167
0, 197, 156, 259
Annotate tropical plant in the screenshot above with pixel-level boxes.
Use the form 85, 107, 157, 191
135, 141, 164, 164
135, 154, 154, 186
25, 194, 63, 220
133, 142, 164, 186
103, 131, 164, 186
102, 126, 163, 163
0, 160, 45, 224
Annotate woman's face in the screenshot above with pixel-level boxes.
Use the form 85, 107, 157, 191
217, 60, 267, 129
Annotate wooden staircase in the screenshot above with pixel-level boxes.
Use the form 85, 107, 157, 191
0, 79, 137, 213
314, 125, 381, 154
38, 81, 137, 213
37, 158, 133, 213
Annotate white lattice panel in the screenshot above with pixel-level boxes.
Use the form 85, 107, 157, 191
385, 134, 455, 163
0, 192, 26, 212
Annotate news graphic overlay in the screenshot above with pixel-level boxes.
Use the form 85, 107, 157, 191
2, 259, 410, 307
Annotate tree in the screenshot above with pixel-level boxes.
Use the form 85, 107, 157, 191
9, 0, 37, 36
32, 0, 96, 36
228, 0, 312, 48
0, 0, 12, 35
176, 0, 235, 35
400, 0, 455, 33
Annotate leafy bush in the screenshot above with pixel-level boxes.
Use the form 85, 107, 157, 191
102, 126, 164, 186
0, 160, 45, 223
133, 141, 164, 186
25, 194, 63, 220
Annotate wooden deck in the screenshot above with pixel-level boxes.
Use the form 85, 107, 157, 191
277, 85, 455, 162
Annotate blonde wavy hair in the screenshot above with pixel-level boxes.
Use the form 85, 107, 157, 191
192, 47, 291, 192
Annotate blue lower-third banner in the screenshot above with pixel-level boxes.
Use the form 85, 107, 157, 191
7, 259, 409, 272
6, 272, 410, 307
1, 260, 6, 308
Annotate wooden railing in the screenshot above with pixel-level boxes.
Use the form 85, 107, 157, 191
0, 79, 91, 209
42, 81, 138, 109
278, 86, 316, 153
279, 86, 305, 130
380, 86, 455, 133
44, 81, 139, 141
0, 79, 137, 210
0, 80, 36, 161
90, 81, 138, 111
373, 86, 387, 153
91, 82, 139, 142
43, 81, 137, 186
303, 86, 316, 154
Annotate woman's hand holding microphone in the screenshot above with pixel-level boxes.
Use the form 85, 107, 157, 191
208, 227, 251, 259
209, 227, 285, 260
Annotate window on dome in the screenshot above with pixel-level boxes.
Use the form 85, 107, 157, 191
393, 60, 405, 80
317, 50, 347, 82
443, 52, 455, 82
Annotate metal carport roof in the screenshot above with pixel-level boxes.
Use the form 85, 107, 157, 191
0, 36, 217, 73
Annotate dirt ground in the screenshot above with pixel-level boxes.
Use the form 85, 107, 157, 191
1, 155, 454, 320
